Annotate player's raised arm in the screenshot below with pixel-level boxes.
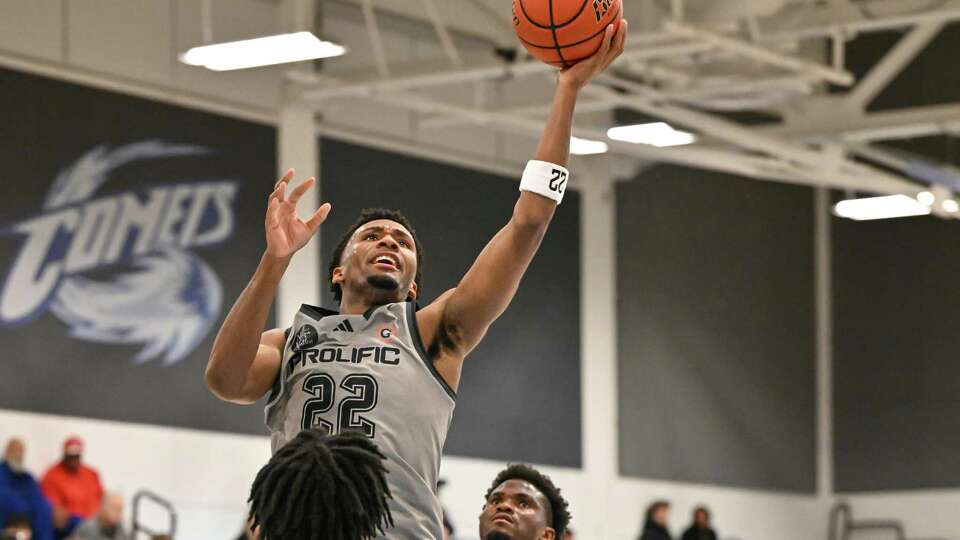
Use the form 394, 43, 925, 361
430, 21, 627, 358
204, 170, 331, 404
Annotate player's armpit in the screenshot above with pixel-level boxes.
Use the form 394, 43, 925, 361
208, 328, 284, 405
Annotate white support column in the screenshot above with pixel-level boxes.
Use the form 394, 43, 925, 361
276, 105, 321, 325
815, 187, 834, 500
276, 0, 321, 325
578, 161, 620, 536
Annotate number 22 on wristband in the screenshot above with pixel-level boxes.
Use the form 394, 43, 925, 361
550, 169, 567, 194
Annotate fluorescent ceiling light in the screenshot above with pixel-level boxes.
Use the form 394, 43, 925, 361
943, 199, 959, 213
180, 32, 346, 71
570, 136, 609, 155
834, 195, 932, 221
917, 191, 935, 206
607, 122, 697, 148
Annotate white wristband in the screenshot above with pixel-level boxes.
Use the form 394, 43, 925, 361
519, 160, 568, 205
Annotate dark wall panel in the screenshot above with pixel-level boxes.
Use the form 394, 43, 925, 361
833, 212, 960, 492
617, 165, 816, 492
0, 67, 275, 434
320, 139, 582, 467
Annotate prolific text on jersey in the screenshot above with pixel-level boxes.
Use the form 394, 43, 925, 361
288, 345, 402, 370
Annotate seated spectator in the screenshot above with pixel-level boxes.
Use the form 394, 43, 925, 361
638, 501, 672, 540
3, 513, 33, 540
69, 493, 127, 540
40, 438, 102, 538
0, 440, 54, 540
681, 506, 717, 540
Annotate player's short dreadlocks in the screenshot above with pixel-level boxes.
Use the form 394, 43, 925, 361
248, 429, 394, 540
328, 208, 424, 302
485, 464, 571, 538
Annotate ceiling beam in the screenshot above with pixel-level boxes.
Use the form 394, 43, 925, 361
765, 100, 960, 142
846, 22, 944, 107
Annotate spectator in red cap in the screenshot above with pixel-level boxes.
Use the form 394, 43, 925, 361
40, 438, 102, 538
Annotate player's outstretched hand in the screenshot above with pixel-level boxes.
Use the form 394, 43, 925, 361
264, 169, 331, 259
558, 19, 627, 90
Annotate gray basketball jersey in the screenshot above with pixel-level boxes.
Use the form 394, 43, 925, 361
265, 302, 456, 540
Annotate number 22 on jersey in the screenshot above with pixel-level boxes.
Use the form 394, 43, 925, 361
301, 373, 379, 437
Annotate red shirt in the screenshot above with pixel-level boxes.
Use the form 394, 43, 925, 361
40, 462, 103, 518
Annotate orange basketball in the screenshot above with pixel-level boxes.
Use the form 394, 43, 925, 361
513, 0, 623, 68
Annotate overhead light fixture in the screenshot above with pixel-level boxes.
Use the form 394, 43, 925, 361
917, 191, 935, 206
607, 122, 697, 148
180, 32, 346, 71
943, 199, 959, 213
834, 195, 932, 221
570, 136, 609, 156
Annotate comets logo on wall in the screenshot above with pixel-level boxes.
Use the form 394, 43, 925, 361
0, 140, 239, 365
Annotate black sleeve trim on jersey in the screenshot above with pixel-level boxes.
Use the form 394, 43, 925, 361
406, 301, 457, 401
300, 304, 339, 320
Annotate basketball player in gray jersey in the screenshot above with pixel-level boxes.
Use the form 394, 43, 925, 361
204, 20, 627, 540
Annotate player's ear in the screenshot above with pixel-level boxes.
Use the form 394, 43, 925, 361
331, 266, 345, 288
541, 528, 556, 540
406, 281, 418, 301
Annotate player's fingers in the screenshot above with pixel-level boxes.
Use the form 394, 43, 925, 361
615, 20, 628, 54
306, 202, 332, 231
265, 197, 281, 229
601, 22, 627, 71
277, 182, 286, 202
597, 24, 615, 59
276, 168, 294, 189
288, 177, 316, 205
268, 182, 282, 203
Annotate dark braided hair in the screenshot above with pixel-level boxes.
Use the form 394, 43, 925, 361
248, 429, 394, 540
328, 208, 424, 302
485, 464, 571, 538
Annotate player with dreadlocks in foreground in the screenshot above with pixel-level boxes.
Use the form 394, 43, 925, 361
204, 20, 627, 540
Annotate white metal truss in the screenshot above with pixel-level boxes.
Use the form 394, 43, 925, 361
297, 0, 960, 204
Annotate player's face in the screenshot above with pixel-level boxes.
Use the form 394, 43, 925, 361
335, 219, 418, 303
479, 480, 555, 540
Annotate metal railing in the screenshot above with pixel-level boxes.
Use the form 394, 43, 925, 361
828, 502, 949, 540
131, 490, 177, 539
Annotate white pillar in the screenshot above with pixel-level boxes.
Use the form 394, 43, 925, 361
578, 161, 620, 536
276, 104, 321, 324
276, 0, 321, 324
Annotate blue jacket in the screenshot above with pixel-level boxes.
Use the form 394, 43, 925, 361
0, 461, 55, 540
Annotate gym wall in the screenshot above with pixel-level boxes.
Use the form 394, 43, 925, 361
832, 209, 960, 492
616, 164, 817, 493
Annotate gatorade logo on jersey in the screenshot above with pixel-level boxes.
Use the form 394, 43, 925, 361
0, 141, 238, 365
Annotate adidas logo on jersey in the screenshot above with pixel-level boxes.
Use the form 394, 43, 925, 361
333, 320, 354, 332
593, 0, 613, 23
